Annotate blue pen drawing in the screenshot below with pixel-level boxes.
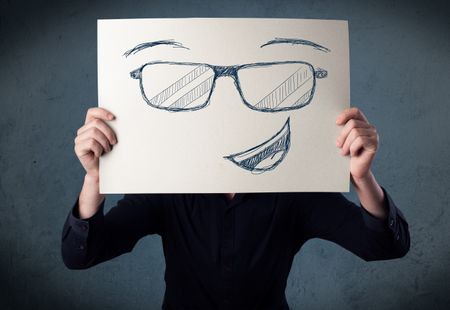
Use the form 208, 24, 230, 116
123, 39, 189, 57
125, 39, 330, 173
260, 37, 331, 53
224, 117, 291, 174
129, 61, 328, 112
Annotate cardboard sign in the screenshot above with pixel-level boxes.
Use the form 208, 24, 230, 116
98, 18, 350, 193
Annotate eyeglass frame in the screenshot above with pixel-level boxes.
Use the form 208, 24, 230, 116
129, 60, 328, 113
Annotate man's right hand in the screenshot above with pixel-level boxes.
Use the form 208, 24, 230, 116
74, 107, 117, 178
73, 107, 117, 219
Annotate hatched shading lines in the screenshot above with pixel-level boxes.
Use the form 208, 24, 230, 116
293, 89, 313, 108
168, 76, 214, 109
150, 65, 209, 106
254, 67, 312, 110
239, 131, 289, 170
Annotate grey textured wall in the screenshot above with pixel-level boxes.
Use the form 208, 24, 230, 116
1, 0, 449, 309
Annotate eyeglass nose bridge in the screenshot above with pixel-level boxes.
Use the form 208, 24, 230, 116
212, 65, 238, 78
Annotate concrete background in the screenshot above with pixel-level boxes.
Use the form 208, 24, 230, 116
0, 0, 449, 309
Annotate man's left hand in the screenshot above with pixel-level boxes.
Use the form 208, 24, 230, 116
336, 107, 379, 182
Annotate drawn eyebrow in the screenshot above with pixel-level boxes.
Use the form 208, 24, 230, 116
260, 38, 331, 53
123, 39, 190, 57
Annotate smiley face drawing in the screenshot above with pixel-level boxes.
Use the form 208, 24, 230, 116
125, 38, 329, 174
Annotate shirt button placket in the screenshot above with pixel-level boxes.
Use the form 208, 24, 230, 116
221, 204, 234, 309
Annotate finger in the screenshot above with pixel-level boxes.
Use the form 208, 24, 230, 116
349, 136, 365, 157
75, 138, 104, 158
75, 127, 111, 153
85, 107, 115, 124
341, 128, 375, 155
77, 118, 117, 145
336, 107, 369, 125
349, 135, 377, 157
75, 139, 102, 158
336, 120, 373, 147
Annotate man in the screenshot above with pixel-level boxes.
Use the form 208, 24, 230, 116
61, 106, 410, 309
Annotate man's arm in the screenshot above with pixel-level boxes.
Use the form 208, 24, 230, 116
293, 107, 410, 260
61, 107, 165, 269
61, 193, 165, 269
295, 190, 409, 261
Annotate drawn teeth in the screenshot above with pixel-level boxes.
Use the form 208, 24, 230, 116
224, 117, 291, 173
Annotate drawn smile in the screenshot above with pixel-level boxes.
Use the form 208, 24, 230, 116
224, 117, 291, 173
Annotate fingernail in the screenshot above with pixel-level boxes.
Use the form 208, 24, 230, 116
108, 114, 114, 120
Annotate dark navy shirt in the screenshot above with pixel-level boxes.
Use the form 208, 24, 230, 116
61, 188, 410, 309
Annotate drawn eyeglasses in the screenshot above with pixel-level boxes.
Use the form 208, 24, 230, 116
130, 61, 327, 112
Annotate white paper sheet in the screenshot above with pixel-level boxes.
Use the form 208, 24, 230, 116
98, 18, 350, 193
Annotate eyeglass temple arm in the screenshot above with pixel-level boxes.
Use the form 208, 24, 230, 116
315, 68, 328, 79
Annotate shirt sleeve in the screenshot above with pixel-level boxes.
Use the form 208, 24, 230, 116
61, 194, 165, 270
294, 187, 410, 261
